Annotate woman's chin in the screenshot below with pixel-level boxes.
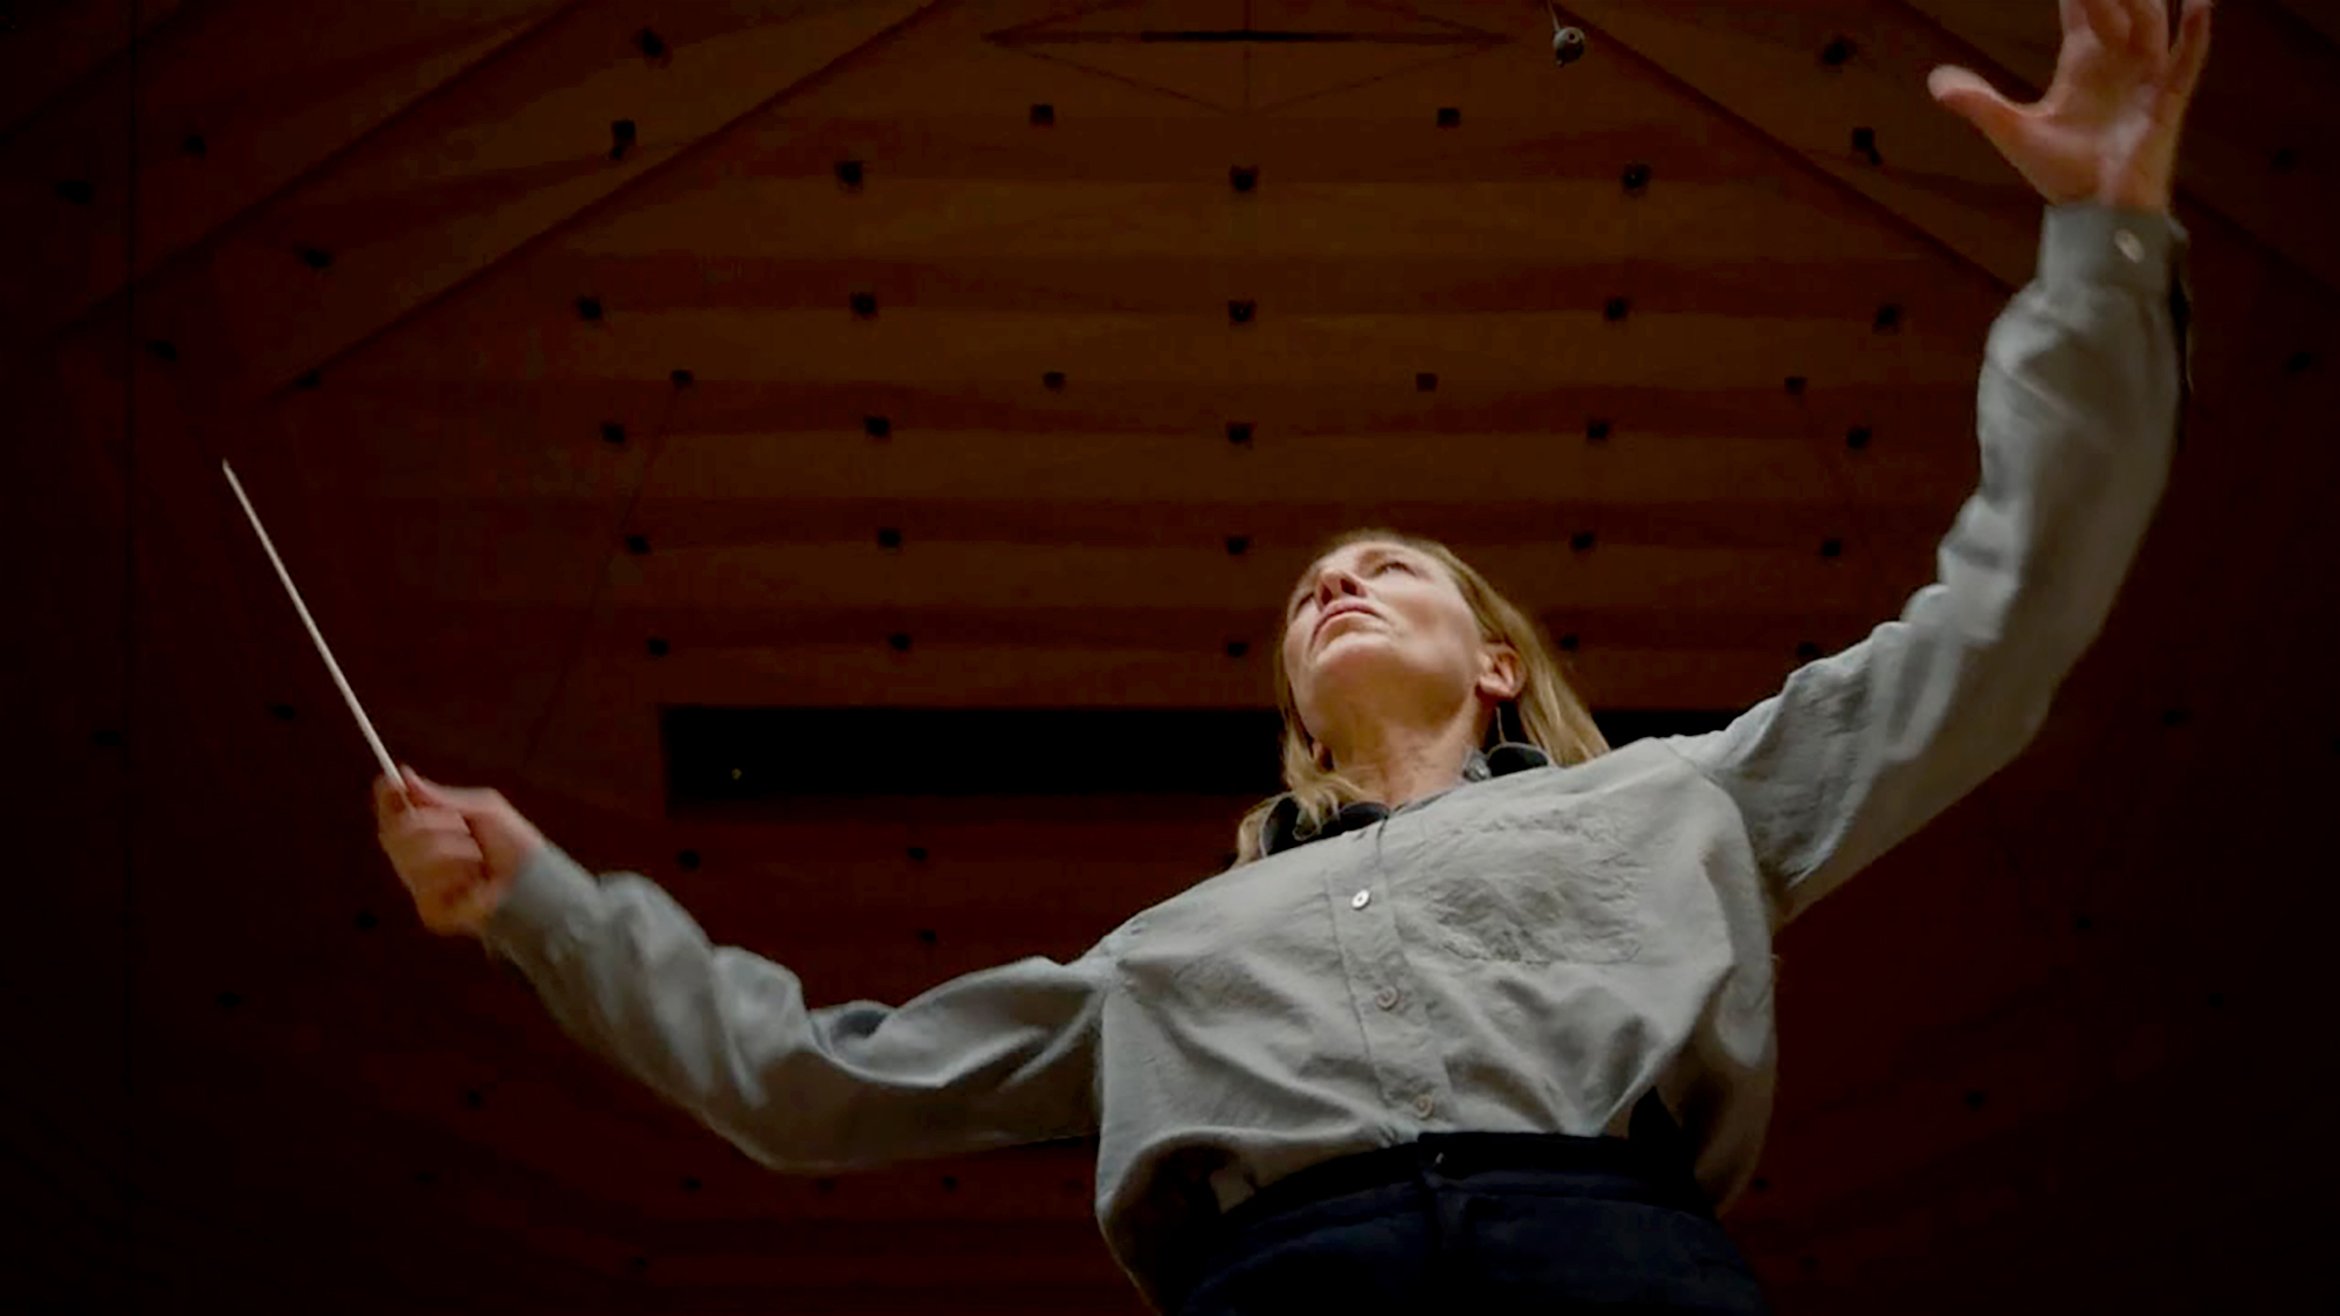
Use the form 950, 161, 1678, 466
1303, 637, 1409, 691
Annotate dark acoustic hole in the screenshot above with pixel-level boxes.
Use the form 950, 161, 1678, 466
1225, 534, 1250, 556
917, 928, 938, 946
646, 637, 670, 658
1225, 640, 1249, 659
627, 1256, 649, 1274
1801, 1256, 1820, 1274
1416, 371, 1438, 392
461, 1089, 484, 1110
1585, 418, 1611, 442
877, 527, 903, 549
600, 421, 627, 445
670, 367, 695, 388
1042, 370, 1066, 391
2270, 146, 2297, 173
268, 702, 297, 722
216, 991, 243, 1011
1620, 162, 1650, 195
1602, 296, 1629, 323
680, 1175, 701, 1192
1753, 1176, 1771, 1192
93, 729, 125, 748
1436, 107, 1461, 127
637, 27, 667, 60
1845, 425, 1872, 450
835, 159, 864, 190
414, 1170, 438, 1186
864, 415, 892, 439
355, 910, 379, 931
887, 632, 912, 653
2073, 913, 2093, 932
2284, 350, 2315, 375
1873, 302, 1902, 332
941, 1175, 959, 1192
1569, 531, 1596, 552
1558, 633, 1579, 652
624, 534, 650, 556
298, 246, 333, 270
1962, 1089, 1986, 1111
610, 119, 637, 161
849, 292, 878, 318
2206, 991, 2224, 1010
294, 369, 322, 391
182, 133, 207, 157
55, 179, 95, 204
1795, 641, 1823, 662
815, 1177, 838, 1193
1230, 165, 1257, 193
1819, 537, 1843, 559
677, 850, 700, 871
1852, 126, 1881, 166
1820, 36, 1854, 66
1785, 375, 1807, 396
907, 846, 928, 862
145, 339, 178, 362
1228, 299, 1256, 325
577, 296, 604, 322
2161, 707, 2190, 728
1030, 103, 1055, 126
1226, 421, 1253, 446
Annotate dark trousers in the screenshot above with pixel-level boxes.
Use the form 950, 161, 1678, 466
1174, 1105, 1772, 1315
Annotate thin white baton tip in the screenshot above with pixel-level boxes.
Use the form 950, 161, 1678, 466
220, 459, 403, 793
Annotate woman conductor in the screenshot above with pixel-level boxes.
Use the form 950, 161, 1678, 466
376, 4, 2211, 1311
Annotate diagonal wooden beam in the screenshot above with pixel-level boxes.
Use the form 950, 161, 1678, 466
0, 0, 192, 146
1556, 0, 2036, 289
245, 0, 951, 404
18, 0, 589, 347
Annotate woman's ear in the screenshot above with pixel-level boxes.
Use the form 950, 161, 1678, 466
1477, 643, 1523, 702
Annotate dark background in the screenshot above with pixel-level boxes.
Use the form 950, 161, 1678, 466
6, 1, 2335, 1311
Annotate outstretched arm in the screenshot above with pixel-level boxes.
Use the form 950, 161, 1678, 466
482, 843, 1108, 1172
1659, 0, 2210, 931
377, 771, 1109, 1170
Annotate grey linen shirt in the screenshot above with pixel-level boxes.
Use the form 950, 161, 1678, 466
481, 204, 2188, 1314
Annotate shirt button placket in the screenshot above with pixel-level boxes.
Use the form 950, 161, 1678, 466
1332, 844, 1442, 1129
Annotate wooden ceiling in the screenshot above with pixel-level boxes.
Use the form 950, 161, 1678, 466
7, 1, 2337, 1311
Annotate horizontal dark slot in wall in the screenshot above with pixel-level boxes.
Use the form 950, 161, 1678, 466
663, 707, 1738, 805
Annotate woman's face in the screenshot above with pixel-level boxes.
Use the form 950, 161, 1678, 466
1280, 540, 1510, 754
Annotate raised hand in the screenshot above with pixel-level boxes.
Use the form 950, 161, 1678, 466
1928, 0, 2213, 213
373, 767, 548, 936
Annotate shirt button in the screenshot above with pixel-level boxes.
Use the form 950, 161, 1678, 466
2113, 229, 2145, 263
1351, 889, 1371, 910
1375, 985, 1400, 1010
1414, 1094, 1436, 1118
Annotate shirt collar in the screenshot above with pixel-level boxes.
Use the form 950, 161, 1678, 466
1395, 740, 1552, 814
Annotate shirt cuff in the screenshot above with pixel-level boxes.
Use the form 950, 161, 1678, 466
480, 841, 597, 960
2038, 204, 2188, 296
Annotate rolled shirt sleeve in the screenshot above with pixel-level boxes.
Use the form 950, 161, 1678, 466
1662, 203, 2190, 932
481, 842, 1108, 1172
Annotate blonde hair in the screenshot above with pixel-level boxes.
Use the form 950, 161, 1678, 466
1232, 528, 1612, 866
